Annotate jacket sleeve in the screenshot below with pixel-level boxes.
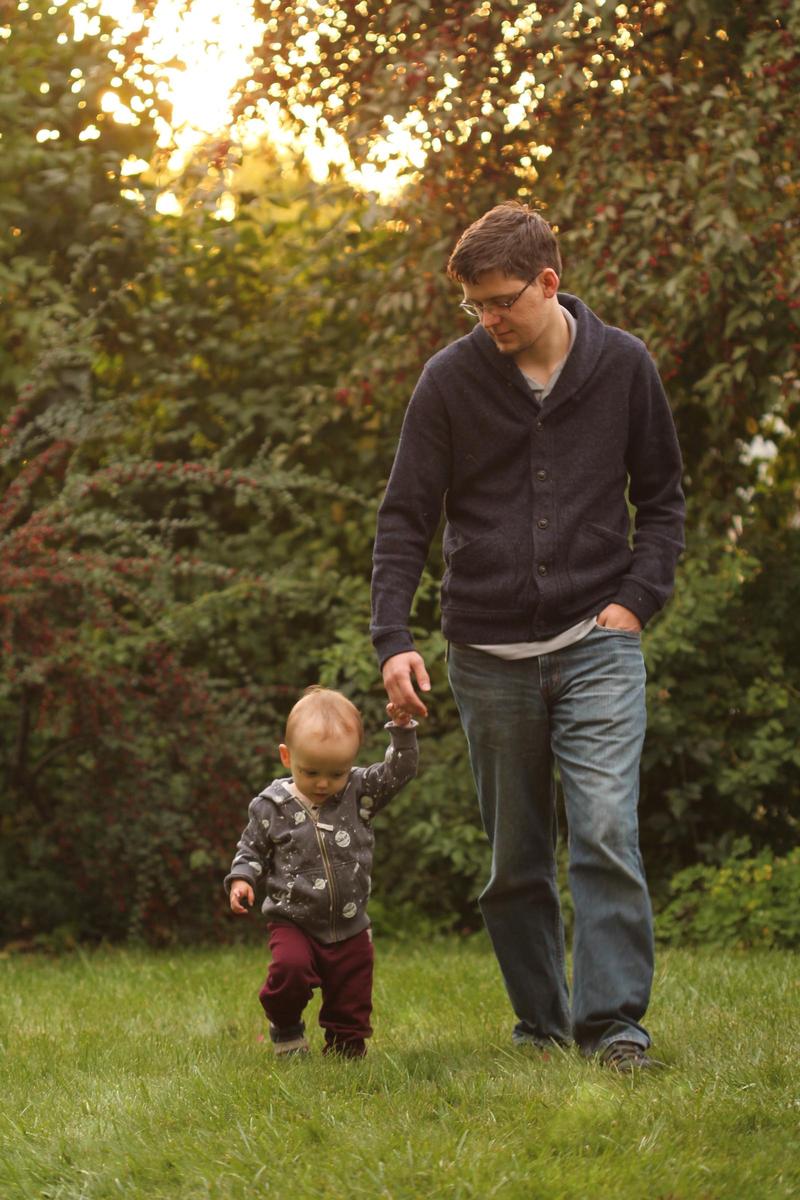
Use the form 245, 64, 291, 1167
353, 721, 419, 817
223, 796, 273, 895
370, 368, 452, 666
615, 350, 686, 625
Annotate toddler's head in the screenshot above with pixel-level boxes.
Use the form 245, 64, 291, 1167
279, 686, 363, 804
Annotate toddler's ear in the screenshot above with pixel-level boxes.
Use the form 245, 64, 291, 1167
279, 743, 291, 769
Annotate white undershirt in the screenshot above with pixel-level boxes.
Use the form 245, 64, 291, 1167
285, 779, 325, 821
470, 306, 597, 660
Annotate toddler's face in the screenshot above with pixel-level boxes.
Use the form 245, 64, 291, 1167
279, 727, 360, 804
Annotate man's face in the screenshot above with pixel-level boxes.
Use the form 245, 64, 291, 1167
461, 268, 558, 359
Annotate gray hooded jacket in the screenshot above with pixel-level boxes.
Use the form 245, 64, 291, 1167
224, 722, 418, 943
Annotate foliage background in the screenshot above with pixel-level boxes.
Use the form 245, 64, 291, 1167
1, 0, 798, 945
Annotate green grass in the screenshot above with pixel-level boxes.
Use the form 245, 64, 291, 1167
1, 937, 798, 1199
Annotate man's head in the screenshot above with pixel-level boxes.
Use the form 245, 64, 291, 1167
443, 202, 563, 360
447, 203, 564, 363
279, 686, 363, 804
447, 201, 561, 286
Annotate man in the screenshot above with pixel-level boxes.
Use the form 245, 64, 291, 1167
370, 201, 685, 1071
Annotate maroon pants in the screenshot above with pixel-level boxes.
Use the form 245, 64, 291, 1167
259, 923, 374, 1057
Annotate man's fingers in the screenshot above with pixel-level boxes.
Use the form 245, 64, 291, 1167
393, 671, 428, 716
382, 651, 430, 717
390, 686, 427, 717
412, 660, 431, 693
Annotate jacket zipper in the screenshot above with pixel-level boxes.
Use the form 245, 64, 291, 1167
313, 824, 337, 941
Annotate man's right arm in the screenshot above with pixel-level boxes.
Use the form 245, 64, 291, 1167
370, 369, 451, 714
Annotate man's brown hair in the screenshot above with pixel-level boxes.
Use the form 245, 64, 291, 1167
285, 686, 364, 747
447, 201, 562, 284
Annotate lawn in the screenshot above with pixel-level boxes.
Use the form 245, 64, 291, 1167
1, 937, 797, 1199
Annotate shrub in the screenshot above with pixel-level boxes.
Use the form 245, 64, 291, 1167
655, 845, 800, 950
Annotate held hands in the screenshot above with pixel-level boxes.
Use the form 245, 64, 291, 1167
597, 603, 642, 633
386, 702, 413, 726
382, 650, 430, 720
229, 881, 254, 915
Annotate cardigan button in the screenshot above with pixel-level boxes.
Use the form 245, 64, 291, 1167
536, 468, 548, 481
537, 564, 548, 576
536, 420, 544, 430
537, 518, 549, 529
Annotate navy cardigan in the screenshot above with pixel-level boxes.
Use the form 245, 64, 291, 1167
370, 293, 685, 666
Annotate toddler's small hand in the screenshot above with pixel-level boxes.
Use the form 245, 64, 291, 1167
230, 883, 254, 914
386, 702, 412, 726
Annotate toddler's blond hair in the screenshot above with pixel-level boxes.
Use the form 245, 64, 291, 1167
285, 686, 364, 747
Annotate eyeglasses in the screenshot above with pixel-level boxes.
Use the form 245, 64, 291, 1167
459, 275, 539, 321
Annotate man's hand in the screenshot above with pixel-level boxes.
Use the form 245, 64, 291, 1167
382, 650, 430, 719
230, 881, 254, 914
597, 603, 642, 633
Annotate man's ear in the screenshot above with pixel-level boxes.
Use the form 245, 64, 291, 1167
279, 743, 291, 769
540, 267, 560, 298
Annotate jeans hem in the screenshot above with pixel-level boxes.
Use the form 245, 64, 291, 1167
582, 1030, 651, 1057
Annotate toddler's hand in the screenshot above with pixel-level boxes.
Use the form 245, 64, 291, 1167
230, 881, 254, 914
386, 702, 413, 726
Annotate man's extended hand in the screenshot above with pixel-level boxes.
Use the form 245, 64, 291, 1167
382, 651, 430, 719
597, 603, 642, 633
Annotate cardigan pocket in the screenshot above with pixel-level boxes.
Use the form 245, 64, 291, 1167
567, 522, 633, 596
442, 528, 530, 614
585, 521, 633, 548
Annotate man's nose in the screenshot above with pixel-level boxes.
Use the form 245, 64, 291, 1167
481, 306, 501, 327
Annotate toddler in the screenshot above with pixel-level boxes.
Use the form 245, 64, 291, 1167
225, 686, 418, 1057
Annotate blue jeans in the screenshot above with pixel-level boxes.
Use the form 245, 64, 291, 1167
448, 628, 653, 1054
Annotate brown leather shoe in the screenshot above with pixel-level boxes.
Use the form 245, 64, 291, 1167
599, 1040, 665, 1072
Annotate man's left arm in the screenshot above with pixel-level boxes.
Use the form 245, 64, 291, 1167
612, 350, 686, 629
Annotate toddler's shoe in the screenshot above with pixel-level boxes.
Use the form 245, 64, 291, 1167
269, 1022, 309, 1057
323, 1037, 366, 1059
273, 1037, 309, 1057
